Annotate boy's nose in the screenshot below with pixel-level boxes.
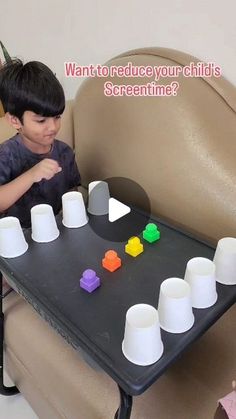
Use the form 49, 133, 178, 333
47, 117, 59, 133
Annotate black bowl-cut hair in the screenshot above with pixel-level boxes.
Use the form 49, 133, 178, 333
0, 59, 65, 121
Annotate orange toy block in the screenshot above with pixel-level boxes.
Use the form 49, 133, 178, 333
102, 250, 122, 272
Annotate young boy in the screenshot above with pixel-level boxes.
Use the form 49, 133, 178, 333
0, 59, 81, 228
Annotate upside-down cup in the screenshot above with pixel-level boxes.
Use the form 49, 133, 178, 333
31, 204, 59, 243
87, 181, 110, 215
122, 304, 164, 366
213, 237, 236, 285
0, 216, 28, 258
158, 278, 194, 333
62, 191, 88, 228
184, 257, 218, 308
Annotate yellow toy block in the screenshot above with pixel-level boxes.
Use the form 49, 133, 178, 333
125, 236, 144, 257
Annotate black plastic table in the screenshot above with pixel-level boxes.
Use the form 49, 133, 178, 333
0, 210, 236, 419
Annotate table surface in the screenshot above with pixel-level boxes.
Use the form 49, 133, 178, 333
1, 209, 236, 396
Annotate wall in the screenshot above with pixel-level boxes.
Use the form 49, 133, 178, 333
0, 0, 235, 99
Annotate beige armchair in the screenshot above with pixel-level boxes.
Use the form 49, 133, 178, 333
1, 47, 236, 419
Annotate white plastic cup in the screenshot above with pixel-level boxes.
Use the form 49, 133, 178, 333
213, 237, 236, 285
122, 304, 164, 366
62, 191, 88, 228
184, 257, 218, 308
87, 181, 110, 215
0, 217, 28, 258
158, 278, 194, 333
31, 204, 59, 243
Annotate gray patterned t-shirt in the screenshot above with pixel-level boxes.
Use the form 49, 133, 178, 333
0, 134, 81, 227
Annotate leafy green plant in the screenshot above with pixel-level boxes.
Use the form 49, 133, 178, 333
0, 40, 11, 64
0, 41, 11, 116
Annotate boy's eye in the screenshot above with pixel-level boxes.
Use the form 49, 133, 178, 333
35, 115, 61, 123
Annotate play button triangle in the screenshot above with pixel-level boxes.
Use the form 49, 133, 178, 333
108, 198, 131, 222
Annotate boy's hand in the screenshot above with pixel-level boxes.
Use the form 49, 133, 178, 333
29, 159, 62, 183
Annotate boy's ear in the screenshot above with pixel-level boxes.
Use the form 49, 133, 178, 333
5, 112, 22, 130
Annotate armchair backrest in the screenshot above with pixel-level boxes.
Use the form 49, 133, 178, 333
73, 47, 236, 243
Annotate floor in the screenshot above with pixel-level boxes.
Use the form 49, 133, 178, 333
0, 370, 38, 419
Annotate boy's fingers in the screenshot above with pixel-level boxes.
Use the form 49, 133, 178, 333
48, 160, 61, 172
44, 161, 61, 171
46, 165, 61, 177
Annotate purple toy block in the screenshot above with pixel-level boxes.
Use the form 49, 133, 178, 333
80, 269, 100, 293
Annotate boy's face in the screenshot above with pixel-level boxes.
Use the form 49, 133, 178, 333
7, 111, 62, 153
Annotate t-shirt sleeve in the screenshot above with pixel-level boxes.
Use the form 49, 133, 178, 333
66, 150, 81, 189
0, 145, 12, 185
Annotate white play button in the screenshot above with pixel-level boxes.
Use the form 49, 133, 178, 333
108, 198, 131, 222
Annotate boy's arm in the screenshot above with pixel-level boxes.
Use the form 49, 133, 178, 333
0, 158, 62, 212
